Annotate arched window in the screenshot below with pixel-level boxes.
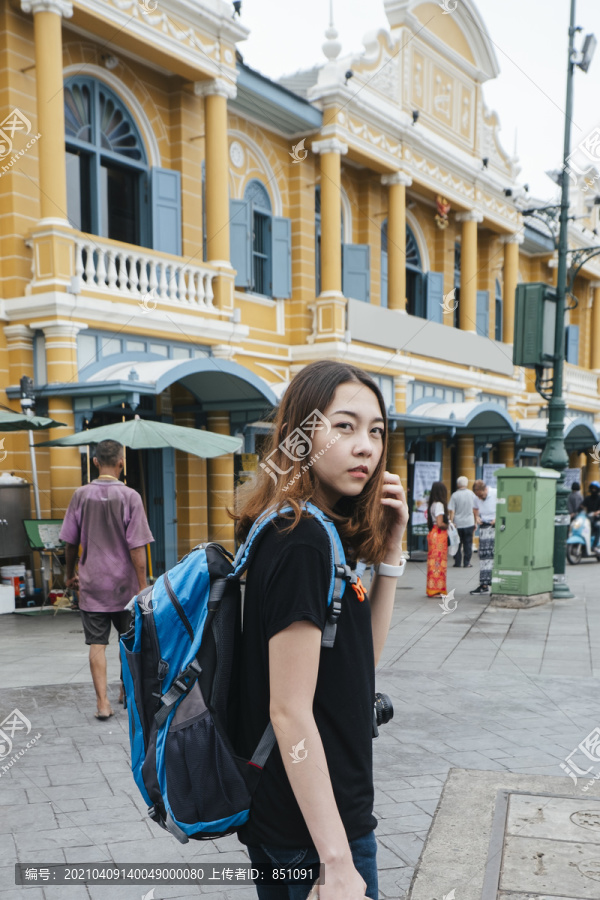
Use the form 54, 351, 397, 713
495, 278, 503, 341
406, 226, 424, 316
245, 179, 272, 296
380, 223, 425, 313
453, 241, 461, 328
64, 77, 149, 246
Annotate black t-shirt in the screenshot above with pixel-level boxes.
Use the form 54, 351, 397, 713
236, 514, 376, 849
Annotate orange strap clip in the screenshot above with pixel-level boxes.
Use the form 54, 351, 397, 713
351, 576, 367, 602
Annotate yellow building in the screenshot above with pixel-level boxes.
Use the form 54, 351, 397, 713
1, 0, 599, 571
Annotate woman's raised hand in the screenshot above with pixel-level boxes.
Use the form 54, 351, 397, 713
380, 471, 408, 558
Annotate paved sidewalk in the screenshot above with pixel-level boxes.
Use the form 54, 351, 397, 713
1, 558, 599, 898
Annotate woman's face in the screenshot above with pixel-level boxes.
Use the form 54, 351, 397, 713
307, 381, 385, 507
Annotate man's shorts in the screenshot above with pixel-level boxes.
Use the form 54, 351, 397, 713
79, 609, 132, 646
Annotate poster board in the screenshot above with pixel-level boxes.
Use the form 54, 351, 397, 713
563, 468, 582, 490
22, 520, 65, 551
411, 461, 441, 536
482, 463, 505, 489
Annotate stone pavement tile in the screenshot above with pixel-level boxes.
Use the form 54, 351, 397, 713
78, 744, 130, 764
42, 885, 90, 899
15, 827, 97, 852
0, 802, 57, 834
50, 798, 87, 813
413, 799, 439, 816
377, 864, 413, 899
108, 838, 190, 863
0, 786, 28, 806
376, 786, 442, 806
25, 782, 111, 803
375, 814, 432, 835
76, 820, 155, 847
55, 805, 146, 829
438, 749, 503, 769
63, 846, 110, 863
378, 831, 428, 869
1, 890, 45, 900
45, 763, 105, 787
87, 885, 153, 899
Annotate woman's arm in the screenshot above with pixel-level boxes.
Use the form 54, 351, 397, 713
370, 473, 408, 667
269, 621, 367, 900
436, 513, 447, 530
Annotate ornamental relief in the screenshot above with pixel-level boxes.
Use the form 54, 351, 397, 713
404, 151, 519, 225
408, 45, 474, 147
99, 0, 227, 66
344, 117, 402, 158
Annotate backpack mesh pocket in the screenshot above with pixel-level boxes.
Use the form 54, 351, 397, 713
165, 706, 251, 826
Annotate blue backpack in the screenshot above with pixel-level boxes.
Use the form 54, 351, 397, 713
120, 502, 353, 843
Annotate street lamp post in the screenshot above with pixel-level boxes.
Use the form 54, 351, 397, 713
521, 0, 596, 599
539, 0, 578, 599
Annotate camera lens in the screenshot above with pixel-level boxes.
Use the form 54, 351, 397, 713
374, 692, 393, 727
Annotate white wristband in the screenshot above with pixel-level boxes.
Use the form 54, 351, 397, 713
374, 559, 406, 578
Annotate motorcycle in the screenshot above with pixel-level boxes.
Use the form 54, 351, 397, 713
566, 510, 600, 564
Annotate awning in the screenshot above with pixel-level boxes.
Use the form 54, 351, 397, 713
515, 416, 598, 451
7, 357, 278, 417
391, 401, 517, 442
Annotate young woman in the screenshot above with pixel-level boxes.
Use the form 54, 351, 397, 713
426, 481, 449, 598
234, 360, 408, 900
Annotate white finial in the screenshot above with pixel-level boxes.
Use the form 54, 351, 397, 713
322, 0, 341, 61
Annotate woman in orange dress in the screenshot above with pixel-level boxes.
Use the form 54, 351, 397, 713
426, 481, 449, 597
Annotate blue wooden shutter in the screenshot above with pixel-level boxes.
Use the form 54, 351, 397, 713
476, 290, 490, 337
565, 324, 580, 364
230, 199, 251, 288
272, 216, 291, 298
425, 271, 444, 323
342, 244, 370, 302
162, 447, 178, 570
151, 168, 181, 256
381, 249, 388, 308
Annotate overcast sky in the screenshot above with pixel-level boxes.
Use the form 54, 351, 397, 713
239, 0, 600, 199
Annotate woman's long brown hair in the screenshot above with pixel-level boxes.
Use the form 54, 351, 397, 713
232, 360, 396, 564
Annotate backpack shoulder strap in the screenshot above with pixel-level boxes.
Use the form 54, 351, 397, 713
230, 501, 351, 648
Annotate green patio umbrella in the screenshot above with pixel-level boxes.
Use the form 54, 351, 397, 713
0, 409, 67, 518
38, 415, 242, 457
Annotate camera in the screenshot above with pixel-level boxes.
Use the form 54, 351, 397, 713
373, 692, 393, 738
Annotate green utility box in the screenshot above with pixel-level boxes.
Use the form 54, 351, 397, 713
492, 467, 559, 598
513, 283, 556, 368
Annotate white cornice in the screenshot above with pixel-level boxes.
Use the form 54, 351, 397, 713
3, 293, 249, 343
312, 138, 348, 156
382, 172, 412, 187
194, 78, 237, 100
456, 210, 484, 223
21, 0, 72, 16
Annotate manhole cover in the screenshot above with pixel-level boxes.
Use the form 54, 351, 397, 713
577, 857, 600, 881
571, 811, 600, 831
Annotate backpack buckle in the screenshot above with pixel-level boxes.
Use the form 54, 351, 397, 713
334, 563, 352, 581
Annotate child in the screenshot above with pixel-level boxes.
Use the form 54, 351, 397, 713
234, 360, 408, 900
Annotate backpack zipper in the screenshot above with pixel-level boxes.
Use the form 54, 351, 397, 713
164, 574, 194, 641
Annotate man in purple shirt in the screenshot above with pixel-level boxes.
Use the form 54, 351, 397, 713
60, 439, 154, 720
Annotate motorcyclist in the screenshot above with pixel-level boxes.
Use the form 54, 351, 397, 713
582, 481, 600, 546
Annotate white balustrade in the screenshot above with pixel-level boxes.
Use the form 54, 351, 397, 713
73, 238, 218, 309
564, 363, 600, 397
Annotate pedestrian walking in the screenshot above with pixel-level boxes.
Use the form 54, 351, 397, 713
448, 476, 478, 568
567, 481, 583, 520
233, 360, 408, 900
60, 439, 154, 720
470, 479, 498, 595
582, 480, 600, 543
426, 481, 449, 598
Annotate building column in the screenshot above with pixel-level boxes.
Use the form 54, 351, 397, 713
456, 210, 483, 333
501, 233, 522, 345
313, 138, 348, 297
195, 78, 237, 312
40, 320, 86, 515
173, 407, 208, 558
3, 326, 35, 490
206, 411, 235, 553
499, 440, 515, 468
591, 282, 600, 370
308, 138, 348, 342
21, 0, 72, 224
457, 434, 476, 487
381, 171, 412, 312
